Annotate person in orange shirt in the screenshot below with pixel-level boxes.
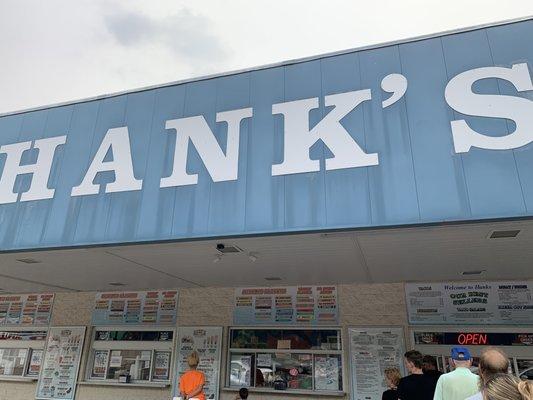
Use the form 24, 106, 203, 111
179, 351, 206, 400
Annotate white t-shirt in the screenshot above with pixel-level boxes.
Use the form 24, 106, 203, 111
465, 392, 483, 400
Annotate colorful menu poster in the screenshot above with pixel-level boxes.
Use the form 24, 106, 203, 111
0, 293, 54, 326
36, 326, 86, 400
405, 281, 533, 325
349, 327, 406, 400
92, 290, 178, 325
173, 327, 222, 400
234, 286, 338, 325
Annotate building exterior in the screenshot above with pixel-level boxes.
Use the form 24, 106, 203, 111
0, 17, 532, 400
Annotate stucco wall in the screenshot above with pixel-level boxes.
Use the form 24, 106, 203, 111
0, 283, 408, 400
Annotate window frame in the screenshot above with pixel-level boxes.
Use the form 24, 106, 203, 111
0, 328, 47, 381
226, 326, 345, 395
85, 326, 175, 385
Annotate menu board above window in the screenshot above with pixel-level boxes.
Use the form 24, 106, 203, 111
234, 286, 338, 325
0, 293, 54, 326
92, 290, 178, 326
405, 281, 533, 325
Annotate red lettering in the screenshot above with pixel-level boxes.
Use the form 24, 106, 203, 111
479, 334, 488, 345
458, 333, 466, 344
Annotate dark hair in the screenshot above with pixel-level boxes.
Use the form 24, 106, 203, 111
404, 350, 424, 369
422, 355, 438, 371
239, 387, 249, 399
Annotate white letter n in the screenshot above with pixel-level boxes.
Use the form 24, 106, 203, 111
272, 90, 378, 176
161, 107, 253, 187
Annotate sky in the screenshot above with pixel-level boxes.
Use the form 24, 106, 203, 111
0, 0, 532, 114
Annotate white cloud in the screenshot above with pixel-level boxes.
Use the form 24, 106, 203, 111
0, 0, 531, 114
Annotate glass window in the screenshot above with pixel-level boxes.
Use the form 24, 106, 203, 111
152, 351, 171, 381
518, 359, 533, 381
230, 353, 255, 387
314, 354, 342, 391
0, 348, 28, 376
228, 328, 343, 393
26, 349, 43, 377
230, 329, 341, 350
105, 350, 152, 381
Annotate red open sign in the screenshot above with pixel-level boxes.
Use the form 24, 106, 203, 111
457, 333, 488, 345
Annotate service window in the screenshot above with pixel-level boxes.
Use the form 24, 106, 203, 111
0, 330, 47, 379
87, 328, 174, 384
227, 328, 343, 394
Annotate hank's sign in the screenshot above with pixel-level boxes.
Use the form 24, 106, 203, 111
0, 63, 532, 205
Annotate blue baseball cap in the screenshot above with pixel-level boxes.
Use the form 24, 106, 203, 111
451, 347, 471, 361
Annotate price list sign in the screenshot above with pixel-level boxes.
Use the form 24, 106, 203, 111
92, 290, 178, 325
234, 286, 338, 325
0, 293, 54, 326
406, 281, 533, 325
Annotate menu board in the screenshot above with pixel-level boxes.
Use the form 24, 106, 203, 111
173, 327, 222, 400
315, 355, 341, 391
405, 281, 533, 325
36, 326, 86, 400
92, 290, 178, 325
0, 293, 54, 326
234, 286, 338, 325
349, 327, 406, 400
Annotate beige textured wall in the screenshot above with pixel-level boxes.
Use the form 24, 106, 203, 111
1, 283, 408, 400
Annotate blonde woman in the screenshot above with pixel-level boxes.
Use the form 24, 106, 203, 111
382, 367, 401, 400
484, 373, 533, 400
179, 351, 206, 400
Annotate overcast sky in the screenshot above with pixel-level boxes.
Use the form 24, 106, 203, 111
0, 0, 532, 114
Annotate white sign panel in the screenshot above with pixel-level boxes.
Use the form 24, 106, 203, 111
349, 327, 406, 400
173, 327, 222, 400
36, 326, 86, 400
92, 290, 178, 325
234, 286, 338, 325
405, 281, 533, 325
0, 293, 54, 326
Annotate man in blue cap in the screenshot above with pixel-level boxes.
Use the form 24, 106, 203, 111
433, 347, 479, 400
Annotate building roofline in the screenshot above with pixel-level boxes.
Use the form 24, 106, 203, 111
1, 14, 532, 118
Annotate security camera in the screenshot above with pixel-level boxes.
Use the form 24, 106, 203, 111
216, 243, 225, 251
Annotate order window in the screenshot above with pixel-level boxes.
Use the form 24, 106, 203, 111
227, 328, 343, 393
87, 328, 174, 384
0, 330, 47, 379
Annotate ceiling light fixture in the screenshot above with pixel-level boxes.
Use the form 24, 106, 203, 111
461, 270, 486, 276
16, 258, 41, 264
488, 229, 521, 239
248, 252, 259, 262
108, 282, 126, 286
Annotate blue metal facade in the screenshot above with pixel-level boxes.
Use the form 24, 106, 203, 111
0, 19, 532, 251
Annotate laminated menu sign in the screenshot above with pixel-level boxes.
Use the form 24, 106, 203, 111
405, 281, 533, 325
349, 327, 406, 400
173, 327, 222, 400
36, 326, 86, 400
0, 293, 54, 326
92, 290, 178, 325
234, 286, 338, 325
315, 356, 341, 391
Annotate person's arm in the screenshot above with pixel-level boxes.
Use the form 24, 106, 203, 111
184, 383, 205, 399
433, 376, 444, 400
